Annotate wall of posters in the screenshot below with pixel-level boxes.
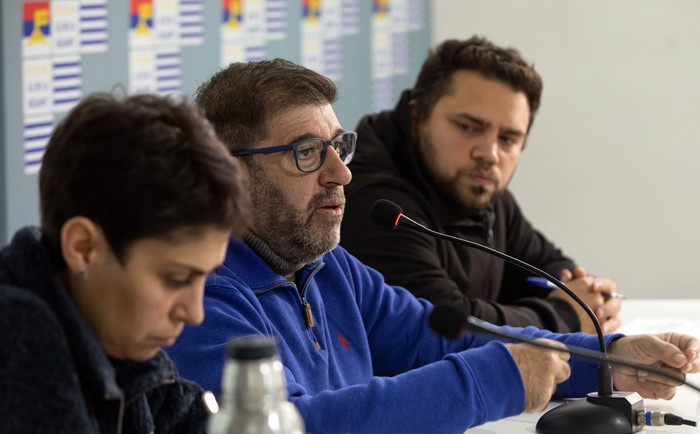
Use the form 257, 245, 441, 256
0, 0, 431, 244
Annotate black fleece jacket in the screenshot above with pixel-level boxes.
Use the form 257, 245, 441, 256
341, 90, 580, 333
0, 227, 208, 433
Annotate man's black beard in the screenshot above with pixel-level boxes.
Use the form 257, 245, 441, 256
417, 147, 500, 217
431, 172, 501, 217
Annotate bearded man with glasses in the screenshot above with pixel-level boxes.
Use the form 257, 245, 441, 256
167, 59, 700, 434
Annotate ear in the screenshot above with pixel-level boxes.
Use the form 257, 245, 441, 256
60, 216, 102, 275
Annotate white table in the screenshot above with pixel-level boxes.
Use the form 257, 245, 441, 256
465, 299, 700, 433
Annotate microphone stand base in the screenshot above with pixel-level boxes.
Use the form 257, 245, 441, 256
535, 391, 644, 434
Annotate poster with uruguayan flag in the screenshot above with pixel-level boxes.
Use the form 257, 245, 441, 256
320, 0, 342, 81
179, 0, 204, 45
390, 0, 409, 75
341, 0, 360, 35
408, 0, 424, 31
23, 115, 54, 175
220, 0, 267, 67
241, 0, 266, 61
49, 2, 83, 113
52, 55, 82, 112
221, 0, 245, 65
129, 50, 157, 94
22, 54, 83, 117
50, 1, 80, 55
156, 48, 182, 94
22, 1, 51, 58
129, 0, 155, 47
154, 0, 180, 46
128, 0, 183, 95
79, 0, 108, 52
300, 0, 323, 75
371, 0, 392, 112
21, 0, 90, 175
23, 58, 53, 118
20, 60, 54, 174
371, 0, 419, 112
265, 0, 286, 40
301, 0, 359, 80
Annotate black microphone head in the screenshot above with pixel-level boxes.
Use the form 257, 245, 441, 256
370, 199, 403, 229
428, 304, 468, 339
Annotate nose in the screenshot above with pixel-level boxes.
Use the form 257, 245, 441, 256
172, 284, 205, 326
470, 135, 499, 165
318, 146, 352, 187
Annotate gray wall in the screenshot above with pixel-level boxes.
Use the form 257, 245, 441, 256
433, 0, 700, 299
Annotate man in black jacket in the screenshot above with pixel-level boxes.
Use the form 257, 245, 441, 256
341, 36, 621, 334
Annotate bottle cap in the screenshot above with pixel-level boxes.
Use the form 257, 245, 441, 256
226, 335, 279, 360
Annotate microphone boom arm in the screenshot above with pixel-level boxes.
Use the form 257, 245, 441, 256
399, 215, 606, 347
397, 212, 613, 394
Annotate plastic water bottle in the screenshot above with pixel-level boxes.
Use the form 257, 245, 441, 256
208, 336, 305, 434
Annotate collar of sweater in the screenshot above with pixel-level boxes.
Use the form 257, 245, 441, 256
244, 232, 303, 278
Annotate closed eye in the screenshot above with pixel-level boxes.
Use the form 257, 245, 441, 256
451, 112, 487, 134
455, 121, 480, 133
166, 276, 192, 289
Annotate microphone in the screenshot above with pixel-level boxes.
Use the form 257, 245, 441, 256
369, 199, 608, 346
370, 199, 634, 433
428, 304, 699, 431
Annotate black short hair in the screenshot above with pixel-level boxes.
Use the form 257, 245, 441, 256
39, 93, 250, 265
413, 36, 543, 131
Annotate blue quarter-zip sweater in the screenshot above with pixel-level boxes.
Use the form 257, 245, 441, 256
168, 236, 619, 434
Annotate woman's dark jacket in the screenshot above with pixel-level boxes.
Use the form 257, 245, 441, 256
0, 227, 208, 433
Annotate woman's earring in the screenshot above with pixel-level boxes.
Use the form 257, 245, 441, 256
75, 268, 88, 279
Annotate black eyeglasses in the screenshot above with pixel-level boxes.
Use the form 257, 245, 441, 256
232, 131, 357, 173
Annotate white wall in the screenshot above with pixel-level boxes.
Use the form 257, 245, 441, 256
433, 0, 700, 298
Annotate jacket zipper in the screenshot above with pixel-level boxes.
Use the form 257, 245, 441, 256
302, 300, 315, 328
253, 263, 325, 350
299, 262, 324, 349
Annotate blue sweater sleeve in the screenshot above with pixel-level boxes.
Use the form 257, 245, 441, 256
291, 341, 525, 434
483, 323, 624, 399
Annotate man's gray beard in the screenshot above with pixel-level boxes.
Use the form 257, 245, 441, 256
247, 166, 342, 267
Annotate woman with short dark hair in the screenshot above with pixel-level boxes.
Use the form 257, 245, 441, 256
0, 93, 250, 433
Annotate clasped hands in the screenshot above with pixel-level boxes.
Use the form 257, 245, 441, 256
547, 266, 621, 334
